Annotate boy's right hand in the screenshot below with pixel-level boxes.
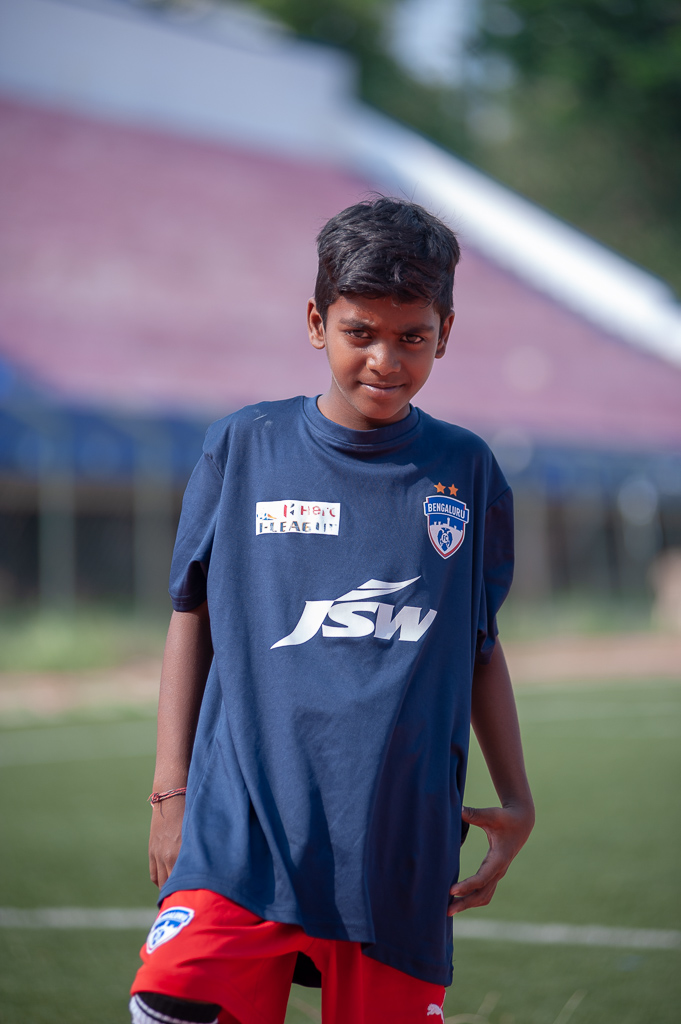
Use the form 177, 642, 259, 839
148, 797, 185, 889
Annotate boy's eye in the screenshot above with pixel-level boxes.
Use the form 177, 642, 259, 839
403, 334, 424, 344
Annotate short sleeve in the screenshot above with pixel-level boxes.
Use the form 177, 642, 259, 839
476, 486, 514, 664
169, 451, 224, 612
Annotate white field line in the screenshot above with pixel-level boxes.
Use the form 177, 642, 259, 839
1, 909, 679, 950
0, 907, 156, 928
454, 919, 681, 950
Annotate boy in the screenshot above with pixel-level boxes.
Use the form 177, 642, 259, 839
130, 198, 534, 1024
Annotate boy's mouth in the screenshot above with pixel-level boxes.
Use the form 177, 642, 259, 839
359, 381, 403, 393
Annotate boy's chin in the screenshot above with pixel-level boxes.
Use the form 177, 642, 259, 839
321, 385, 413, 429
354, 390, 412, 422
352, 404, 412, 429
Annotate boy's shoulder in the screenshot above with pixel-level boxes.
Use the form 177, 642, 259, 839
202, 397, 304, 469
417, 409, 510, 507
417, 407, 496, 459
206, 396, 303, 440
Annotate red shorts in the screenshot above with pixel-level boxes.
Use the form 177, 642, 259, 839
131, 889, 446, 1024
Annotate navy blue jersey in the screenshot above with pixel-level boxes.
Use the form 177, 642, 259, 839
163, 396, 513, 986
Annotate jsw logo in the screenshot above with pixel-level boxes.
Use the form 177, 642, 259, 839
271, 577, 436, 649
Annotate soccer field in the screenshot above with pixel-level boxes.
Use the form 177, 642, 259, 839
0, 678, 679, 1023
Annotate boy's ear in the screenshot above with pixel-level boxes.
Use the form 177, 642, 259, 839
435, 312, 455, 359
307, 299, 326, 350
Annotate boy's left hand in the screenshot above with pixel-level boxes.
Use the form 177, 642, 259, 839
447, 803, 534, 916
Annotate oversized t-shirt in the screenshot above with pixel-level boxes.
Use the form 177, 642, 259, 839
163, 396, 513, 986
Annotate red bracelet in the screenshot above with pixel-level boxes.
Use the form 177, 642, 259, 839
148, 787, 187, 806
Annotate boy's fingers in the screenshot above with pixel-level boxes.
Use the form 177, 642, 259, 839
156, 861, 168, 888
450, 871, 486, 897
450, 874, 497, 899
461, 805, 504, 830
461, 805, 479, 826
449, 848, 509, 897
447, 882, 498, 916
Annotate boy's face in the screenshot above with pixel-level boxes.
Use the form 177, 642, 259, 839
308, 294, 453, 431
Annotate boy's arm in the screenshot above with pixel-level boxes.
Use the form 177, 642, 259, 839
448, 640, 535, 915
148, 601, 213, 889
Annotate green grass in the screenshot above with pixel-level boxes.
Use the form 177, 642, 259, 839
0, 606, 167, 672
0, 680, 679, 1022
461, 682, 681, 930
496, 593, 655, 642
445, 942, 680, 1024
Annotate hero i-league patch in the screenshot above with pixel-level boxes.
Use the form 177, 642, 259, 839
256, 500, 340, 536
145, 906, 195, 954
423, 485, 468, 558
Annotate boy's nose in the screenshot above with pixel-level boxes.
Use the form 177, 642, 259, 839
367, 341, 400, 374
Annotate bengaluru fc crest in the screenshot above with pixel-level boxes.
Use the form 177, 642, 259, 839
145, 906, 194, 954
423, 493, 469, 558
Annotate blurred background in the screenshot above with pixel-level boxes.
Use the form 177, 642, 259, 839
0, 2, 679, 1022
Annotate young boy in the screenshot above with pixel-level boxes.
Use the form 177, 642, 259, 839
130, 198, 534, 1024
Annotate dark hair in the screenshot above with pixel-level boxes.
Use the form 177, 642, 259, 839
314, 197, 460, 326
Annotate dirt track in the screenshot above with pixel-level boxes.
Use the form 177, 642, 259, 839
503, 632, 681, 686
0, 659, 161, 718
0, 633, 679, 719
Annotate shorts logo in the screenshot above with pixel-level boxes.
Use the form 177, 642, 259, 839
256, 500, 340, 536
423, 489, 468, 559
145, 907, 194, 954
427, 1002, 445, 1020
